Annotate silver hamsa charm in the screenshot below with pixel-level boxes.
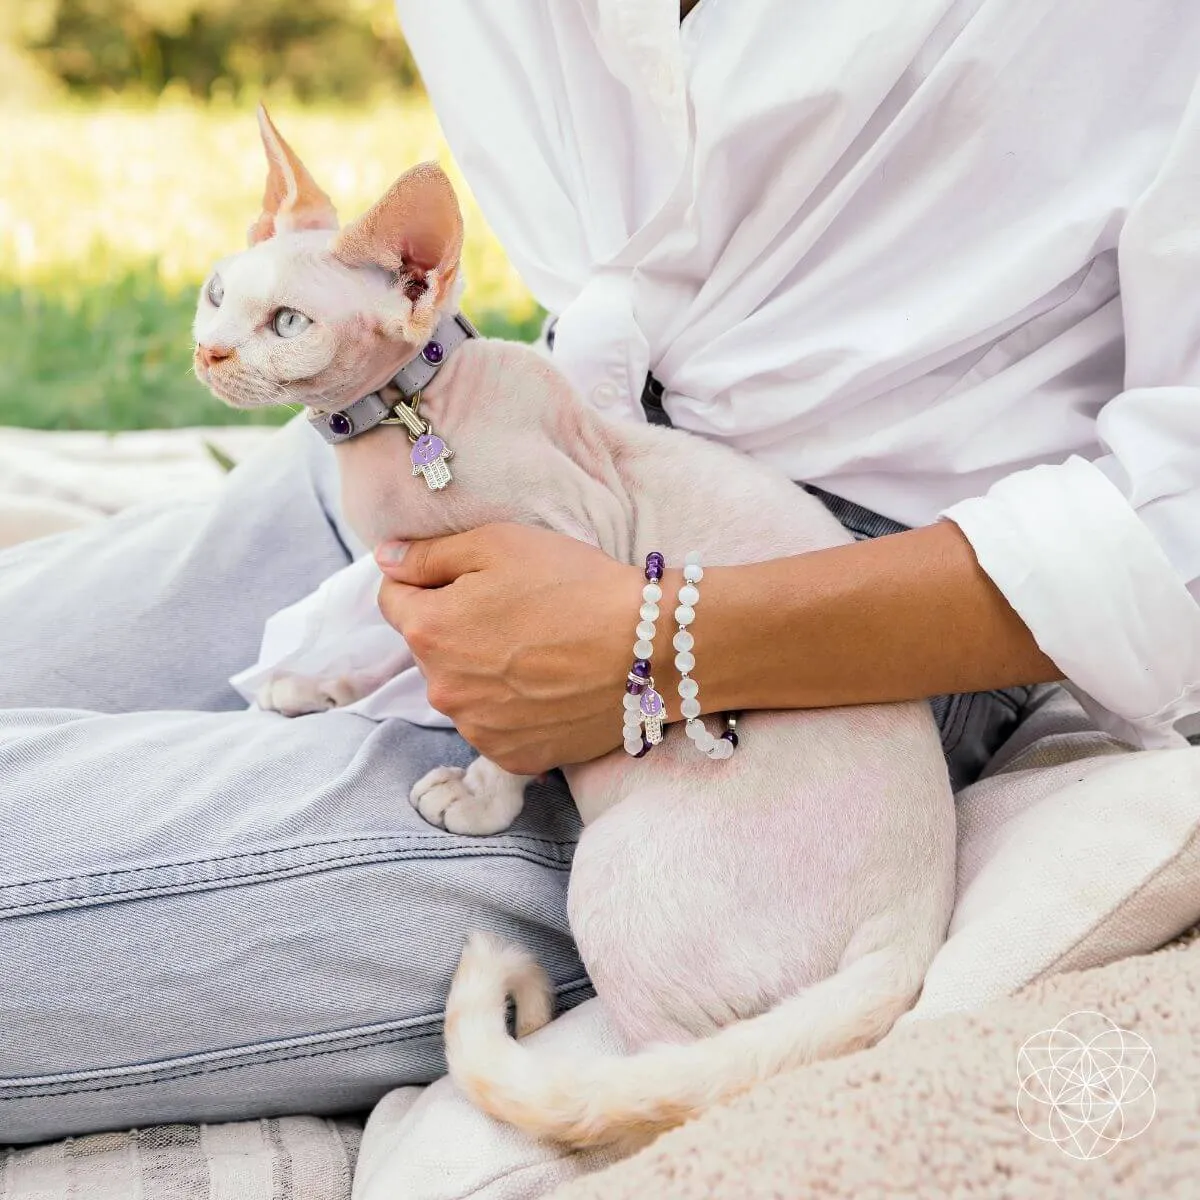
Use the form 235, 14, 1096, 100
639, 687, 665, 745
410, 432, 454, 491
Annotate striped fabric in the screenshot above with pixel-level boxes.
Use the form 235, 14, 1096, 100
0, 1117, 360, 1200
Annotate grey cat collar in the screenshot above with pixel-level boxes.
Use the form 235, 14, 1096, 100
308, 312, 477, 445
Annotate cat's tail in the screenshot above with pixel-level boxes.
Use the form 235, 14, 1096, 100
444, 931, 921, 1148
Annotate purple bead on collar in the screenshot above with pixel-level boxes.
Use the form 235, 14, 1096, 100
421, 341, 445, 365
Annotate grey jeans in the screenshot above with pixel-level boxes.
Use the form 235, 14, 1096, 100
0, 417, 1023, 1145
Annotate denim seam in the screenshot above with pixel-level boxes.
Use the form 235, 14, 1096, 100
0, 977, 595, 1101
939, 693, 972, 756
0, 845, 573, 918
0, 1026, 439, 1100
986, 688, 1027, 714
0, 830, 577, 892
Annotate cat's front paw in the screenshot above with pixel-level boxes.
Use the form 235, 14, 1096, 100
257, 674, 359, 716
410, 760, 529, 836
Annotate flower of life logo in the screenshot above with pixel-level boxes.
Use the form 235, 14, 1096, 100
1016, 1010, 1157, 1160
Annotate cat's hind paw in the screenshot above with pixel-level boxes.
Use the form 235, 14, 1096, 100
410, 760, 529, 836
256, 673, 360, 717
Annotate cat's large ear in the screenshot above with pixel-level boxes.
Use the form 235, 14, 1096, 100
248, 105, 338, 246
331, 162, 464, 309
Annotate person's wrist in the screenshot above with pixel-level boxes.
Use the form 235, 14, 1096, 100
682, 561, 771, 716
647, 562, 749, 721
653, 566, 687, 712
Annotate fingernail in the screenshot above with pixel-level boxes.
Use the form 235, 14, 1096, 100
376, 541, 409, 565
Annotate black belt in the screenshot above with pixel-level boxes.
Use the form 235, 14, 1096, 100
641, 372, 672, 427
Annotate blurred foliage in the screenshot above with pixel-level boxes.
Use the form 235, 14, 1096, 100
1, 0, 417, 103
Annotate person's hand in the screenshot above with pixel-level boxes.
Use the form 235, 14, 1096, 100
376, 524, 645, 773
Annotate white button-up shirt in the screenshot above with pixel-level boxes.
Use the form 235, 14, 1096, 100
394, 0, 1200, 748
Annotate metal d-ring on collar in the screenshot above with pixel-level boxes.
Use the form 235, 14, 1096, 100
381, 389, 431, 442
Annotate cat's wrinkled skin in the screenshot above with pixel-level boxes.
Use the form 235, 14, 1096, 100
195, 107, 957, 1150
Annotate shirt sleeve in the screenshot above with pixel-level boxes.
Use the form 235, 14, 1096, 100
941, 77, 1200, 750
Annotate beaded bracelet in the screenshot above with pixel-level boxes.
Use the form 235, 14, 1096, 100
674, 551, 739, 760
621, 552, 667, 757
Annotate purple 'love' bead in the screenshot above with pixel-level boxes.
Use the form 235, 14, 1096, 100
411, 433, 446, 467
421, 340, 445, 365
631, 660, 651, 678
329, 412, 352, 437
639, 688, 664, 718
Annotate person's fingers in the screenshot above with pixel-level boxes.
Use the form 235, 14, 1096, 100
377, 577, 431, 635
375, 528, 494, 586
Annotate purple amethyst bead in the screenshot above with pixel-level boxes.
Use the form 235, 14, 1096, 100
625, 680, 644, 695
633, 739, 651, 758
421, 340, 445, 365
631, 660, 651, 678
644, 551, 665, 581
721, 730, 739, 749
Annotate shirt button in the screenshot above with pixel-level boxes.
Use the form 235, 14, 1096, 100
591, 382, 620, 409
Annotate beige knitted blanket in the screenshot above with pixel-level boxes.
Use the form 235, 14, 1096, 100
552, 930, 1200, 1200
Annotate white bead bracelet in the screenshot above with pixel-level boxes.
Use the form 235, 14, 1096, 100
673, 551, 738, 760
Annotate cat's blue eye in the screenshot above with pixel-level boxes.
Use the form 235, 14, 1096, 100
206, 275, 224, 307
272, 308, 312, 338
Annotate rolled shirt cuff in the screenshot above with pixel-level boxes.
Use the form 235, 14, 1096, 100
942, 455, 1200, 748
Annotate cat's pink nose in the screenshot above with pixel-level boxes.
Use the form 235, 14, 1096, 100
196, 343, 233, 369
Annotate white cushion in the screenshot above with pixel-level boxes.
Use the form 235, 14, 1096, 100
353, 1001, 623, 1200
901, 686, 1200, 1023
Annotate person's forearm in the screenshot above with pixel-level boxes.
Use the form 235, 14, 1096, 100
674, 520, 1062, 715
